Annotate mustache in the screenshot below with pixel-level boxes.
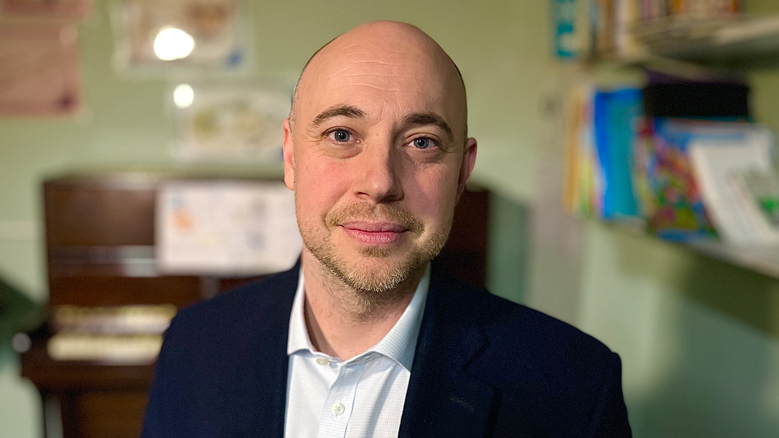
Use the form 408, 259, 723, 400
326, 203, 424, 234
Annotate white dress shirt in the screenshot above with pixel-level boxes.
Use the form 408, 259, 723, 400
284, 265, 430, 438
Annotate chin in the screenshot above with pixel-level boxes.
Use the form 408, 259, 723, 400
322, 247, 426, 293
346, 254, 426, 292
306, 237, 440, 294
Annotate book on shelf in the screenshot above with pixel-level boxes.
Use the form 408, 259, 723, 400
562, 83, 599, 217
642, 72, 749, 120
634, 117, 718, 240
685, 124, 776, 246
730, 169, 779, 245
593, 87, 643, 220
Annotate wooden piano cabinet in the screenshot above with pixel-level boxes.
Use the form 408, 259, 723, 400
20, 173, 490, 438
22, 174, 198, 438
21, 326, 155, 438
73, 391, 149, 438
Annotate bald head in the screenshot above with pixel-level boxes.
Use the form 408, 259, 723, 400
289, 21, 468, 142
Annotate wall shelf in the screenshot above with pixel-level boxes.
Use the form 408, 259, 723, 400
631, 15, 779, 70
606, 221, 779, 280
686, 240, 779, 279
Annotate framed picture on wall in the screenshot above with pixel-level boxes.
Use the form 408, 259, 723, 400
112, 0, 248, 73
0, 23, 82, 117
172, 82, 291, 163
0, 0, 92, 21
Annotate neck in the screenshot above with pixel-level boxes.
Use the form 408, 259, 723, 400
301, 251, 425, 360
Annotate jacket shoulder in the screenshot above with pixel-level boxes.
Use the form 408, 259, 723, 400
473, 289, 617, 382
457, 285, 631, 436
416, 268, 631, 436
169, 266, 298, 336
142, 266, 297, 438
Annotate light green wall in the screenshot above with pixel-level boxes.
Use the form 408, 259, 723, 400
3, 1, 779, 437
577, 221, 779, 436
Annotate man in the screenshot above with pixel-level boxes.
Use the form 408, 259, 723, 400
143, 21, 631, 437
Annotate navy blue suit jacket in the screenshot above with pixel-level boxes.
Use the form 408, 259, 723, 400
142, 261, 632, 437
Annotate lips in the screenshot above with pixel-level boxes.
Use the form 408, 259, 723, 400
339, 221, 408, 245
341, 221, 407, 232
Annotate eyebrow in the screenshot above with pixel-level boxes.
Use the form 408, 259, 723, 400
311, 106, 455, 142
404, 112, 454, 141
312, 105, 366, 126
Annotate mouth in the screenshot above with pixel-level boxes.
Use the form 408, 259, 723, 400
339, 221, 409, 246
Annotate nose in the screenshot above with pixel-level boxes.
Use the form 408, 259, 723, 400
353, 138, 404, 203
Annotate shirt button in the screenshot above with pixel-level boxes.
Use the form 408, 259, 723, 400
332, 402, 345, 416
316, 357, 329, 365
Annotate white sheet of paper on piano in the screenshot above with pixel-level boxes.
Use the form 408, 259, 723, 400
156, 180, 302, 275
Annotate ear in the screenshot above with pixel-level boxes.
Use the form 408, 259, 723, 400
282, 118, 295, 191
455, 137, 477, 203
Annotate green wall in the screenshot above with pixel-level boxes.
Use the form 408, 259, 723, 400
2, 1, 779, 437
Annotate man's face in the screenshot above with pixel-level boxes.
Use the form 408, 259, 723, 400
283, 25, 477, 293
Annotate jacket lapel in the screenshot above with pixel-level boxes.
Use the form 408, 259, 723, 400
237, 263, 299, 438
399, 263, 495, 438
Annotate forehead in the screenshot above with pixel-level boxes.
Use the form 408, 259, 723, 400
296, 33, 466, 131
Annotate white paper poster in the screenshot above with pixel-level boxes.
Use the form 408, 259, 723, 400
156, 180, 301, 274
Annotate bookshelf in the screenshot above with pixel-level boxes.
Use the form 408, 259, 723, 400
605, 222, 779, 279
568, 9, 779, 281
686, 240, 779, 279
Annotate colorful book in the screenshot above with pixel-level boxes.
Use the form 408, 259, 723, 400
592, 87, 643, 220
635, 118, 719, 240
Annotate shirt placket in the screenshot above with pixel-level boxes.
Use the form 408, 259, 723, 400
316, 359, 367, 438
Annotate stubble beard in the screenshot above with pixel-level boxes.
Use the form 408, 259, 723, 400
299, 202, 451, 307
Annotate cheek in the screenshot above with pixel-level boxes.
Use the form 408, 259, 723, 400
294, 157, 348, 216
405, 166, 459, 225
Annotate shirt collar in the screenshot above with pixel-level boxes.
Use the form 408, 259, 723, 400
287, 264, 430, 371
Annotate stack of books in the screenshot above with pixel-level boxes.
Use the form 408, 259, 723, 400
562, 82, 779, 247
554, 0, 744, 61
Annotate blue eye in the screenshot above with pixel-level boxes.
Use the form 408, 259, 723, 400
331, 130, 351, 142
412, 138, 434, 149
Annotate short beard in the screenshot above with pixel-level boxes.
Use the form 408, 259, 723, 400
300, 203, 450, 308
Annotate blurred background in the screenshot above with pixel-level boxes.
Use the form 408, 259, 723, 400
3, 0, 779, 437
